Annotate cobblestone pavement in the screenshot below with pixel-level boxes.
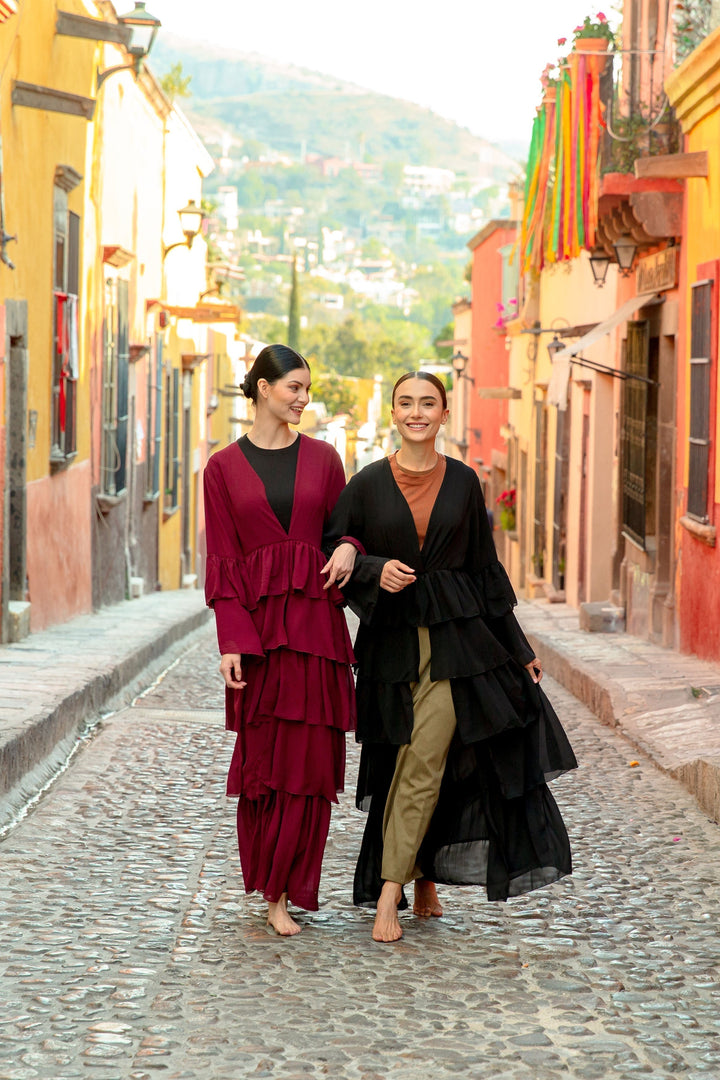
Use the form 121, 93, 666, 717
1, 625, 720, 1080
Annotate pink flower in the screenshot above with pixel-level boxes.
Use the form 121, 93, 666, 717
597, 11, 607, 22
574, 24, 583, 32
496, 301, 505, 312
557, 36, 567, 45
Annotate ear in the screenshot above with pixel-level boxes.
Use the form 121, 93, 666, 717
257, 378, 270, 399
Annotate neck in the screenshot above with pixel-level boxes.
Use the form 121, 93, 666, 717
247, 411, 296, 449
396, 441, 438, 472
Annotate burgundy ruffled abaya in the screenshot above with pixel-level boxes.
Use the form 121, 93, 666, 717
204, 436, 356, 910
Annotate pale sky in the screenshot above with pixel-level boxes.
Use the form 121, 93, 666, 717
146, 0, 620, 145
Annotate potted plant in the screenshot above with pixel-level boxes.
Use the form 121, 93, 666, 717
496, 488, 516, 532
572, 11, 615, 52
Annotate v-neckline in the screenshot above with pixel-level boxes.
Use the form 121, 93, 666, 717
236, 433, 304, 537
384, 454, 447, 557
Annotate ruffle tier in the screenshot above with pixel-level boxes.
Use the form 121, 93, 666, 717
206, 538, 345, 610
353, 732, 574, 905
208, 539, 354, 665
356, 663, 576, 798
227, 715, 347, 803
228, 648, 356, 734
236, 788, 332, 911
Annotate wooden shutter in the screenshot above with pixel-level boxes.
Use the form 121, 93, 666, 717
622, 320, 650, 544
687, 280, 712, 521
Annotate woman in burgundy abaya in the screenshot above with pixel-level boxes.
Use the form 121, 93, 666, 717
203, 344, 357, 936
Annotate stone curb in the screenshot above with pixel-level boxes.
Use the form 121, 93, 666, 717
0, 592, 211, 832
523, 623, 720, 825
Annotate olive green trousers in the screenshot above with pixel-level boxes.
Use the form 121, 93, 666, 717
381, 627, 458, 884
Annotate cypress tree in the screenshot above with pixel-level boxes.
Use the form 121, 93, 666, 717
288, 259, 300, 351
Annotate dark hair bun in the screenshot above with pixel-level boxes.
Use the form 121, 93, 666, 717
241, 372, 253, 399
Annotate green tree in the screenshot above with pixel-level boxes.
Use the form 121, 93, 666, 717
288, 260, 301, 351
159, 62, 192, 103
434, 322, 455, 360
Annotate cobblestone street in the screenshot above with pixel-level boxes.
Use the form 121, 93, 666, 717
1, 623, 720, 1080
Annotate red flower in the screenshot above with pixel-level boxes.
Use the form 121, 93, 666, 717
597, 11, 608, 22
557, 36, 567, 45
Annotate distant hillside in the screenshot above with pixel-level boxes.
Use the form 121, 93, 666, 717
151, 36, 521, 180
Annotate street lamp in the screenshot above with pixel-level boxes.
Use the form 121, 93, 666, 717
547, 334, 565, 362
613, 234, 638, 277
589, 247, 612, 288
452, 350, 472, 380
97, 2, 161, 89
163, 200, 204, 258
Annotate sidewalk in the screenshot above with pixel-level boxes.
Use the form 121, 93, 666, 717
518, 597, 720, 825
0, 589, 210, 832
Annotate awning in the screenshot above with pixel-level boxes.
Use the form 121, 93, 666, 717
547, 292, 663, 409
0, 1, 18, 20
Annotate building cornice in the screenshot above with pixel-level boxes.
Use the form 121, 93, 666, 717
666, 26, 720, 133
467, 219, 518, 251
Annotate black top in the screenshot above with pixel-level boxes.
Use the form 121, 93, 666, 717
237, 434, 300, 534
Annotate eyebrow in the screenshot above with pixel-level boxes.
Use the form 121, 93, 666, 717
396, 395, 440, 403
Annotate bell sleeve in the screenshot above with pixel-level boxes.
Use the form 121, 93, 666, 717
203, 457, 264, 657
325, 474, 387, 625
322, 449, 365, 557
468, 477, 536, 667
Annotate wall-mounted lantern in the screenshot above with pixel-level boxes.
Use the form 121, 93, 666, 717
612, 234, 638, 277
163, 200, 204, 258
589, 247, 612, 288
97, 2, 161, 89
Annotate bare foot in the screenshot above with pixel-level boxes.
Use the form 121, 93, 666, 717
373, 881, 403, 942
413, 878, 443, 918
267, 893, 301, 937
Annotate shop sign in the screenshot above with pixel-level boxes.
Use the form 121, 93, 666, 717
637, 247, 678, 294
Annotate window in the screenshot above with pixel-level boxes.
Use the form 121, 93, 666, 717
621, 320, 659, 546
51, 186, 79, 462
100, 278, 129, 495
687, 280, 713, 522
498, 241, 519, 313
145, 334, 163, 500
164, 365, 180, 513
533, 401, 547, 577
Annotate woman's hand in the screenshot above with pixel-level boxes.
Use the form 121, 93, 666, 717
321, 542, 358, 589
220, 653, 246, 690
525, 657, 543, 684
380, 560, 416, 593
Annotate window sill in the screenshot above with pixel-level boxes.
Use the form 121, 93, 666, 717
50, 450, 77, 472
163, 504, 179, 522
96, 490, 127, 513
680, 515, 716, 547
143, 491, 160, 506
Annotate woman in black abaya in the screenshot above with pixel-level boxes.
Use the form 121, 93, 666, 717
328, 371, 577, 942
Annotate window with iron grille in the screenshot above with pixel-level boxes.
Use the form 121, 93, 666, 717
621, 320, 654, 546
101, 278, 129, 495
552, 407, 570, 589
687, 280, 713, 522
164, 366, 180, 513
533, 401, 547, 577
145, 334, 163, 500
51, 187, 79, 462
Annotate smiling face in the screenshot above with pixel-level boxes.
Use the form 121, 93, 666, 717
391, 377, 449, 445
258, 366, 311, 425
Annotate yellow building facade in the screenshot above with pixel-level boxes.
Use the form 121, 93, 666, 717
0, 1, 242, 637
